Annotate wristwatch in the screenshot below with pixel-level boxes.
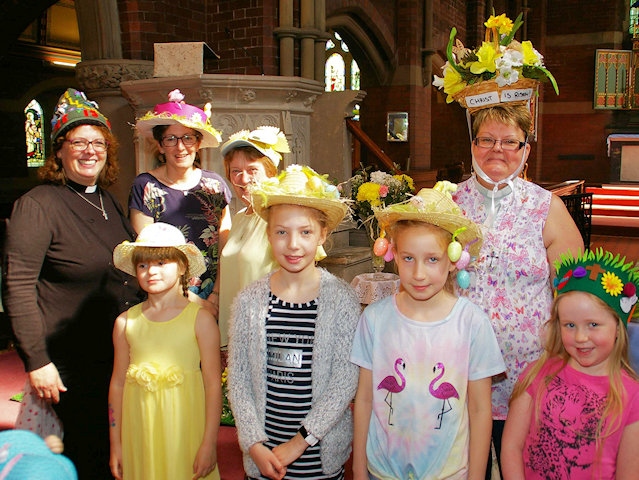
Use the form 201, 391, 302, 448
298, 425, 319, 446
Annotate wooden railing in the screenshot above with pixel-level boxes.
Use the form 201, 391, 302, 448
346, 118, 401, 174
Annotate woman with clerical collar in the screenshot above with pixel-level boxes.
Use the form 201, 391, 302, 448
3, 88, 142, 479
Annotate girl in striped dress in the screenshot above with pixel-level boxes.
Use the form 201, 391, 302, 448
228, 165, 360, 480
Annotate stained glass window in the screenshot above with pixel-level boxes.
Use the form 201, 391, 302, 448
25, 100, 45, 167
324, 30, 360, 92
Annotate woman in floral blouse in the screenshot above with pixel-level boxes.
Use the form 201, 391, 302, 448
130, 89, 231, 317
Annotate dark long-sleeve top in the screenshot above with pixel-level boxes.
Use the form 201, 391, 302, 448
2, 183, 142, 373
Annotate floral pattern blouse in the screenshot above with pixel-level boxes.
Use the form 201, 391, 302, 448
453, 177, 553, 420
129, 170, 232, 299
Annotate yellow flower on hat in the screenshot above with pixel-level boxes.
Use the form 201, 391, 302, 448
601, 272, 623, 296
485, 14, 514, 35
433, 63, 466, 103
521, 41, 542, 66
469, 42, 500, 75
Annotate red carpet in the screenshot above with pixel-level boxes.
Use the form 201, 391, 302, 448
0, 349, 353, 479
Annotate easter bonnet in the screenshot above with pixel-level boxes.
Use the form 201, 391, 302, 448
113, 222, 206, 279
221, 126, 290, 167
373, 181, 483, 288
250, 164, 348, 233
433, 12, 558, 138
554, 249, 639, 325
135, 89, 222, 148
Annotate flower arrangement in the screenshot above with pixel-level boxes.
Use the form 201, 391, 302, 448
345, 168, 415, 242
221, 367, 235, 426
433, 12, 559, 104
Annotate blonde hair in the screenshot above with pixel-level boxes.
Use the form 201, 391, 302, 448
131, 246, 190, 297
388, 220, 455, 293
510, 290, 639, 464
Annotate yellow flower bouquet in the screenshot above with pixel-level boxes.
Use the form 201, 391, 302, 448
433, 12, 559, 108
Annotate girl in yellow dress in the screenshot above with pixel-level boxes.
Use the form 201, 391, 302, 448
109, 222, 222, 479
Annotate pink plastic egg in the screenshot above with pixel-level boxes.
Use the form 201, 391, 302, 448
373, 237, 389, 256
455, 250, 470, 270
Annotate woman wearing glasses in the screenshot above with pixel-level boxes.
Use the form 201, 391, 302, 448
3, 88, 142, 479
450, 103, 584, 477
130, 90, 232, 317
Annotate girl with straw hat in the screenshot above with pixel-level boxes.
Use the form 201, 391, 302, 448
227, 165, 360, 480
109, 223, 221, 480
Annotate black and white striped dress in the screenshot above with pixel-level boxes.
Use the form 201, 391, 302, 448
250, 292, 344, 480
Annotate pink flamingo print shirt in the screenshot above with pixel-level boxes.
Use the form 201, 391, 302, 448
351, 296, 505, 479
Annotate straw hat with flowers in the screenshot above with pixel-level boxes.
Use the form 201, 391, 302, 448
374, 181, 483, 259
250, 164, 348, 233
221, 126, 290, 167
113, 222, 206, 278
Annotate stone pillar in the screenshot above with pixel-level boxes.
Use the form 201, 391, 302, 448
279, 0, 295, 76
300, 0, 315, 79
314, 0, 327, 85
74, 0, 122, 60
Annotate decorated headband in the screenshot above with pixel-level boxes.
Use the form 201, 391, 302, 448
373, 181, 483, 289
433, 12, 558, 135
554, 249, 639, 325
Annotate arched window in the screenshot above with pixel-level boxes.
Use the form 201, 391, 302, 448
324, 31, 360, 92
25, 100, 45, 168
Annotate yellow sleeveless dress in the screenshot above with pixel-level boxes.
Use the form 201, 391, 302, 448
121, 301, 220, 479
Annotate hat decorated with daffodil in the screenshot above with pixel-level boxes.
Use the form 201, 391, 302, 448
221, 126, 290, 167
554, 249, 639, 325
433, 12, 559, 134
250, 164, 348, 233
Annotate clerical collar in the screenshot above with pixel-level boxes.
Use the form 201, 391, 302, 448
67, 180, 97, 194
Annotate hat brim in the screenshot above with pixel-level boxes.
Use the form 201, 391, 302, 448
221, 139, 281, 167
376, 210, 482, 258
113, 241, 207, 279
136, 117, 221, 148
252, 193, 347, 233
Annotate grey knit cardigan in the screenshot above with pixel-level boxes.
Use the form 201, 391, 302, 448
227, 268, 360, 477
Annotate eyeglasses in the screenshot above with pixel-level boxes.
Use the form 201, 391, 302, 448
65, 138, 109, 152
160, 134, 200, 147
473, 137, 526, 151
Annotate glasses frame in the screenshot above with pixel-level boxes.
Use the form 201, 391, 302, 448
160, 134, 201, 148
473, 137, 526, 152
65, 138, 109, 153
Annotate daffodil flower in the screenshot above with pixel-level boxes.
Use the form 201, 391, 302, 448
434, 63, 466, 102
469, 42, 499, 75
485, 14, 514, 35
522, 40, 543, 66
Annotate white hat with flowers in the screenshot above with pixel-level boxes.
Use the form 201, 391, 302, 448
433, 12, 558, 118
250, 164, 348, 233
135, 89, 222, 148
221, 126, 290, 167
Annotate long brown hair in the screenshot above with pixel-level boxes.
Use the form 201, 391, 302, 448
38, 124, 119, 187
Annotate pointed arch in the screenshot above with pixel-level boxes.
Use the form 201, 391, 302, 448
326, 5, 396, 87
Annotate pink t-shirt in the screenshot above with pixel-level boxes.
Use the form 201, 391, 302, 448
522, 358, 639, 479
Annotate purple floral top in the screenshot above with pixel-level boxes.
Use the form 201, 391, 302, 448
129, 170, 232, 299
453, 177, 552, 420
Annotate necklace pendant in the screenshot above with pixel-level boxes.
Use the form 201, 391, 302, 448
103, 211, 109, 220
